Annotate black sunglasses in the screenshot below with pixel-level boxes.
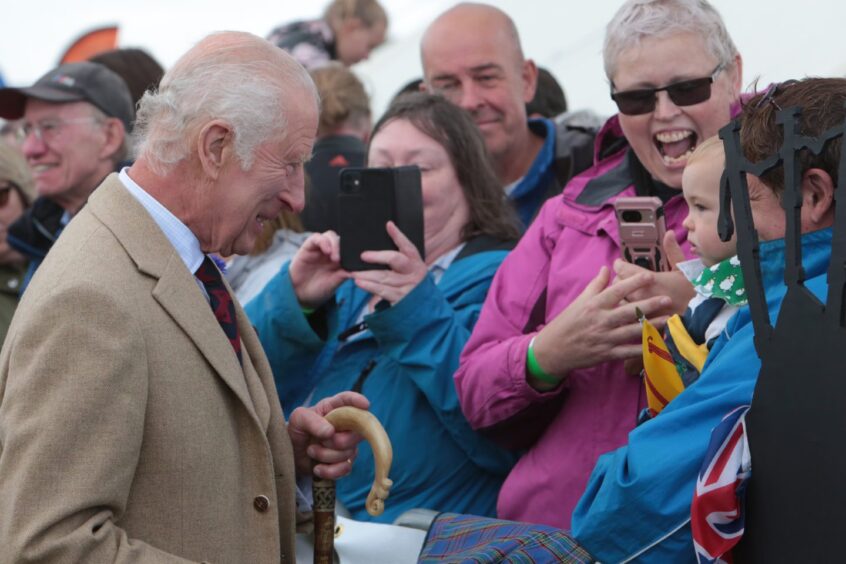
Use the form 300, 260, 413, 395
610, 63, 726, 116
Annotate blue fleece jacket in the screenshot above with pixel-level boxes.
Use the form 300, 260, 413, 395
572, 228, 833, 562
246, 247, 517, 522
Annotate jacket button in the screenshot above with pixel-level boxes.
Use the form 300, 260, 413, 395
253, 495, 270, 512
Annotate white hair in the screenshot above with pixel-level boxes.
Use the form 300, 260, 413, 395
133, 31, 317, 176
88, 104, 132, 164
603, 0, 738, 82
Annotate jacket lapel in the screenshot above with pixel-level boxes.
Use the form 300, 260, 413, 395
87, 175, 258, 422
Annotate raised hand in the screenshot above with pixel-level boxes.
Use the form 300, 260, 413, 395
289, 230, 350, 309
531, 267, 672, 386
351, 221, 428, 305
612, 230, 695, 316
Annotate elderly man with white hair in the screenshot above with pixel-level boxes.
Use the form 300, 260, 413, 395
0, 31, 368, 563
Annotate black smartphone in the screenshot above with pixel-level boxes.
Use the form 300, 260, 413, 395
337, 166, 425, 271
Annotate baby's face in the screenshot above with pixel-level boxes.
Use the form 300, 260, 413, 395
681, 155, 737, 267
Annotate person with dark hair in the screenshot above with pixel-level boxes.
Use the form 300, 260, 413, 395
247, 92, 521, 523
389, 77, 424, 106
570, 76, 843, 562
421, 3, 596, 227
89, 47, 165, 111
268, 0, 388, 69
0, 61, 133, 293
526, 67, 567, 118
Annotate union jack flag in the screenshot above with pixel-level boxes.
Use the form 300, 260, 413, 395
691, 405, 751, 564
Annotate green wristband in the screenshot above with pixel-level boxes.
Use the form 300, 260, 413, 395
301, 305, 316, 316
527, 336, 559, 385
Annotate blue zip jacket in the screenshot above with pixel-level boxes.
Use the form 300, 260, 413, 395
246, 244, 517, 522
572, 228, 833, 562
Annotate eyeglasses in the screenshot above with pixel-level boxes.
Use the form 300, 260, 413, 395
610, 63, 726, 116
20, 117, 101, 144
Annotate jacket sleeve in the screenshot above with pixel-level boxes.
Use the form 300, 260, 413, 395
245, 263, 335, 413
571, 314, 759, 563
365, 256, 516, 475
453, 200, 570, 447
0, 283, 199, 563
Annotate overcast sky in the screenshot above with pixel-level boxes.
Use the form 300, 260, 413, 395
3, 1, 846, 118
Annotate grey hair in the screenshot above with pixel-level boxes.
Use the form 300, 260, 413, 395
603, 0, 738, 81
88, 104, 132, 164
133, 31, 317, 176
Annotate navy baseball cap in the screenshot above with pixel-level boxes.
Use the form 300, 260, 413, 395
0, 62, 134, 132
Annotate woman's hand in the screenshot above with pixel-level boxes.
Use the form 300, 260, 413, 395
612, 230, 695, 316
351, 221, 428, 305
287, 392, 371, 480
289, 231, 350, 309
531, 266, 671, 384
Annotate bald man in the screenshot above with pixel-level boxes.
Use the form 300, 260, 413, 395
421, 3, 596, 226
0, 32, 368, 563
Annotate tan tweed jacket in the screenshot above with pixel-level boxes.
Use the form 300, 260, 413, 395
0, 174, 298, 563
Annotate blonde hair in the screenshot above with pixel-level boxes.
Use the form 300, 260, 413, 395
686, 135, 725, 169
310, 63, 371, 137
324, 0, 388, 28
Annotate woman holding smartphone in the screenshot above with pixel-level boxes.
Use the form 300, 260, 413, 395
246, 93, 521, 523
454, 0, 744, 535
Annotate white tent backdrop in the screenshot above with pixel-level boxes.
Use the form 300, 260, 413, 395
2, 0, 845, 119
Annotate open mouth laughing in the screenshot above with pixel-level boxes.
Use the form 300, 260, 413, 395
655, 129, 697, 166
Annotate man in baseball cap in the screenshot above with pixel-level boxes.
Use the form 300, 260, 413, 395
0, 61, 134, 292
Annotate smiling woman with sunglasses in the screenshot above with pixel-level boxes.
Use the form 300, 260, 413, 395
454, 0, 742, 538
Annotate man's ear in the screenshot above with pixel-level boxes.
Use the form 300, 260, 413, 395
801, 167, 836, 229
522, 58, 538, 105
98, 118, 126, 161
197, 121, 232, 180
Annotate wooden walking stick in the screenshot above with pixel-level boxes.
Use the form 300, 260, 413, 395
313, 406, 393, 564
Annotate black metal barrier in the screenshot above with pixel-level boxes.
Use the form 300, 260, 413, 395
719, 107, 846, 562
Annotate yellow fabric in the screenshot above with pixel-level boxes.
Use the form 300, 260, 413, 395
666, 314, 710, 373
641, 316, 684, 416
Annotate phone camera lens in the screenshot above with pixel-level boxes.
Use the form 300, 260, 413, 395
621, 210, 642, 222
634, 257, 653, 270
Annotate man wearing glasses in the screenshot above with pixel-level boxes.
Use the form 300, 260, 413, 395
0, 62, 133, 292
420, 3, 596, 227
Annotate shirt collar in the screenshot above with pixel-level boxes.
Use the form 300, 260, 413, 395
118, 167, 205, 274
428, 242, 466, 284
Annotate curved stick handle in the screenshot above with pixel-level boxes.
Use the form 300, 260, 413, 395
324, 406, 393, 516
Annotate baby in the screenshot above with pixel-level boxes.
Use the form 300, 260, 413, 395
668, 136, 746, 386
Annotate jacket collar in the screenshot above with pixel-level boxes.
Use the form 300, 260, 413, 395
87, 175, 263, 424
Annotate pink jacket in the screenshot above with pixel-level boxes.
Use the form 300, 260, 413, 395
454, 116, 691, 529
